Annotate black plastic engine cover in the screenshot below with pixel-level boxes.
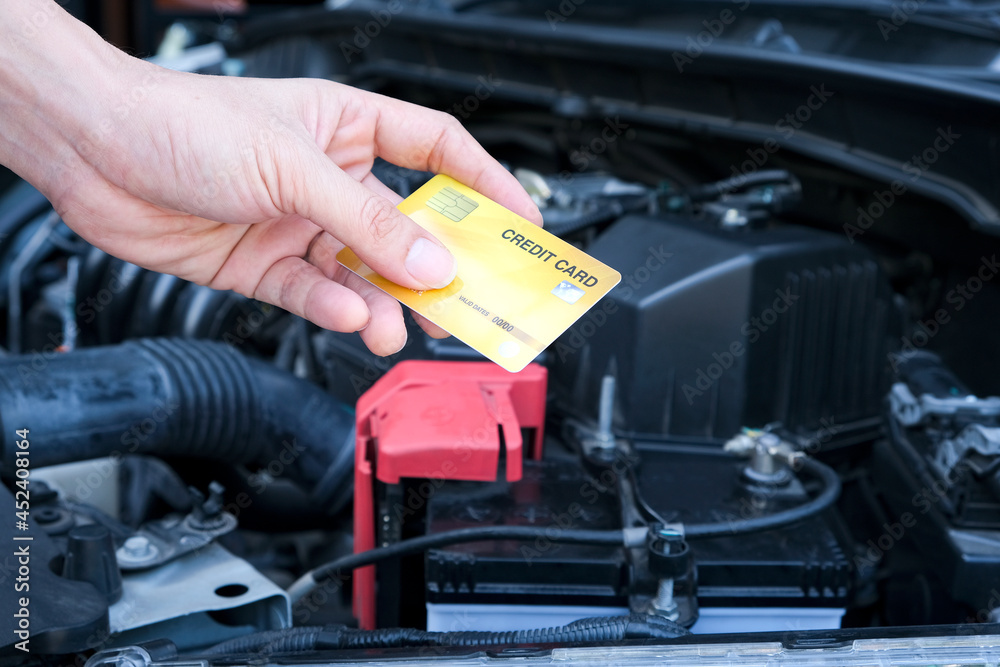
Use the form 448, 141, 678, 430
550, 214, 898, 439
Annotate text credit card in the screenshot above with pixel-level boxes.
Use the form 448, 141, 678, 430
337, 175, 621, 372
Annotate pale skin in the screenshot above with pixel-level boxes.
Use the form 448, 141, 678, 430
0, 0, 542, 356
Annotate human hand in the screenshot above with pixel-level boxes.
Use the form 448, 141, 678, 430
0, 1, 541, 356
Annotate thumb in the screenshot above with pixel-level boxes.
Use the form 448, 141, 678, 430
296, 153, 456, 290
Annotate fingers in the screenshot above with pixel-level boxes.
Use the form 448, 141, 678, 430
411, 311, 450, 339
344, 272, 409, 356
293, 149, 457, 292
253, 181, 447, 353
303, 225, 410, 356
361, 171, 403, 205
342, 86, 542, 226
303, 224, 448, 351
254, 256, 372, 334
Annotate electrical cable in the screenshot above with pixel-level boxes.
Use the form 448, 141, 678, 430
683, 457, 841, 539
288, 526, 635, 604
288, 458, 839, 604
685, 169, 795, 202
202, 614, 689, 655
559, 415, 840, 539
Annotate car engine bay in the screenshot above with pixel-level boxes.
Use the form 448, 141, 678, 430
4, 1, 1000, 664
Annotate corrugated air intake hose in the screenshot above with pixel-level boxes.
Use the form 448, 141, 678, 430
0, 338, 355, 513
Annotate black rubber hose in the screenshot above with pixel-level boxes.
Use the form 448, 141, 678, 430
203, 615, 690, 655
0, 338, 356, 513
76, 249, 281, 346
683, 457, 841, 539
129, 272, 186, 339
543, 201, 626, 237
290, 526, 632, 603
686, 169, 794, 201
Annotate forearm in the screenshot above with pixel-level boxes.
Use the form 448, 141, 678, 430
0, 1, 133, 204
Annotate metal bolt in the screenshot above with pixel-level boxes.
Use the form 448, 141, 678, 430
36, 508, 60, 524
652, 578, 679, 621
590, 375, 617, 451
721, 208, 748, 228
598, 376, 615, 436
581, 375, 619, 458
188, 482, 227, 530
751, 440, 777, 475
122, 535, 155, 561
657, 526, 683, 540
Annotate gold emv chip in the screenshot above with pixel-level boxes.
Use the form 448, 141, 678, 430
427, 186, 479, 221
337, 175, 621, 372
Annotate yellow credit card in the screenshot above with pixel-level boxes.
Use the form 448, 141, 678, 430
337, 175, 621, 372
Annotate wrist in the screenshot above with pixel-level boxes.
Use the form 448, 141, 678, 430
0, 1, 139, 204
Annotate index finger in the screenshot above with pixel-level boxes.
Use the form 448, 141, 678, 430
355, 88, 543, 226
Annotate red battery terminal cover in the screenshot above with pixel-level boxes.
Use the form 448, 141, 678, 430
352, 361, 547, 629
